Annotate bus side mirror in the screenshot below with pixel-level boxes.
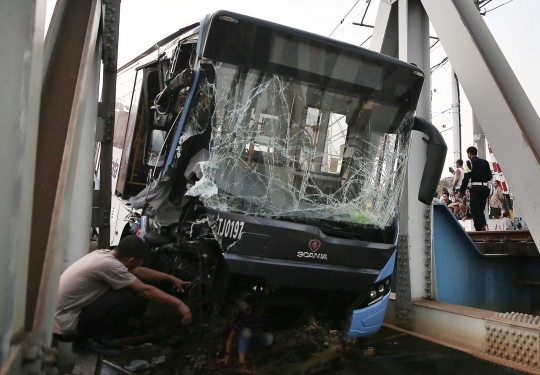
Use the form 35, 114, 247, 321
412, 117, 447, 205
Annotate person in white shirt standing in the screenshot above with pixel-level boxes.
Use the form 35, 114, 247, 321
452, 159, 465, 197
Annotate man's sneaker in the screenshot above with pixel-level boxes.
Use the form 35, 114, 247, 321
72, 339, 119, 355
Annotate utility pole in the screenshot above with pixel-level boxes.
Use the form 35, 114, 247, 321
451, 68, 461, 161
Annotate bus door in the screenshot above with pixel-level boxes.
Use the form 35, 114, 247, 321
121, 58, 171, 197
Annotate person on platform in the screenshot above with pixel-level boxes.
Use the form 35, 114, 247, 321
53, 235, 192, 354
452, 159, 465, 196
460, 146, 493, 231
440, 187, 450, 202
448, 191, 463, 217
441, 192, 452, 206
502, 211, 514, 230
459, 188, 472, 221
490, 180, 504, 219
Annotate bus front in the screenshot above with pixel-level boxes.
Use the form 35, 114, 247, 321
163, 11, 444, 338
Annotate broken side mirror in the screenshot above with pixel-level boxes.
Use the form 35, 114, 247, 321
412, 116, 448, 205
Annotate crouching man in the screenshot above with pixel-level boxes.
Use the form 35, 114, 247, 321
53, 235, 191, 354
217, 305, 273, 371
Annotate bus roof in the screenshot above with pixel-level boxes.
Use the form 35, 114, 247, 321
117, 11, 424, 77
204, 10, 424, 75
117, 22, 199, 73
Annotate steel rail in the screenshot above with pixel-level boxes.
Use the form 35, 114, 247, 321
468, 230, 534, 243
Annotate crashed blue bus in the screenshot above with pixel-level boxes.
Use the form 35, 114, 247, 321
104, 10, 446, 337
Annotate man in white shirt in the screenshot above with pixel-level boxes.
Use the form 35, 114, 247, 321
452, 159, 465, 196
54, 235, 191, 353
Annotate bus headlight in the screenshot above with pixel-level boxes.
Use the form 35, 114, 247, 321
378, 285, 385, 293
370, 290, 377, 299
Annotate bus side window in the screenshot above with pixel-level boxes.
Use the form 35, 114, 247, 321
124, 92, 150, 195
144, 60, 173, 168
124, 64, 167, 196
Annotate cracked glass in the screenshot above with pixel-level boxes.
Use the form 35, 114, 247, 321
181, 62, 414, 228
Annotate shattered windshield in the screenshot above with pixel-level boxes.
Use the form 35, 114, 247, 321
182, 63, 413, 228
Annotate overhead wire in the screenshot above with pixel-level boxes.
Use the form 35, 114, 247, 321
430, 57, 449, 74
351, 0, 373, 28
329, 0, 362, 37
354, 0, 510, 126
431, 42, 444, 53
430, 0, 511, 117
485, 0, 514, 13
353, 0, 374, 47
360, 0, 372, 26
331, 0, 373, 42
430, 0, 511, 134
352, 0, 374, 28
354, 0, 509, 49
356, 1, 442, 49
440, 126, 454, 134
360, 35, 372, 47
430, 0, 511, 127
432, 107, 452, 118
430, 0, 507, 58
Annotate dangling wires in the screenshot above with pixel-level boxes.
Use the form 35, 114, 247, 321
485, 0, 514, 13
329, 0, 362, 37
430, 57, 449, 74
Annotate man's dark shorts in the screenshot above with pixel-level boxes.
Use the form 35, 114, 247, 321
491, 207, 502, 218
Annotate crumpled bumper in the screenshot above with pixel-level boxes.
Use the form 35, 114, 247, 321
345, 292, 390, 338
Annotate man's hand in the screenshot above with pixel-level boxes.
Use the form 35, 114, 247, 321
177, 303, 192, 325
127, 279, 193, 325
171, 277, 191, 293
216, 354, 230, 366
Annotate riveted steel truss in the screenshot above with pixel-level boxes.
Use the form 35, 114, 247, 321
373, 0, 540, 372
0, 0, 118, 373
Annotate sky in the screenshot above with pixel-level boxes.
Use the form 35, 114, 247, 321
45, 0, 540, 178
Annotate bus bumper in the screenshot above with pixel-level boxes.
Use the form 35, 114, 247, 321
345, 291, 390, 338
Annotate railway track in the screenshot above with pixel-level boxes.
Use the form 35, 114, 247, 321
468, 230, 533, 242
467, 230, 539, 256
